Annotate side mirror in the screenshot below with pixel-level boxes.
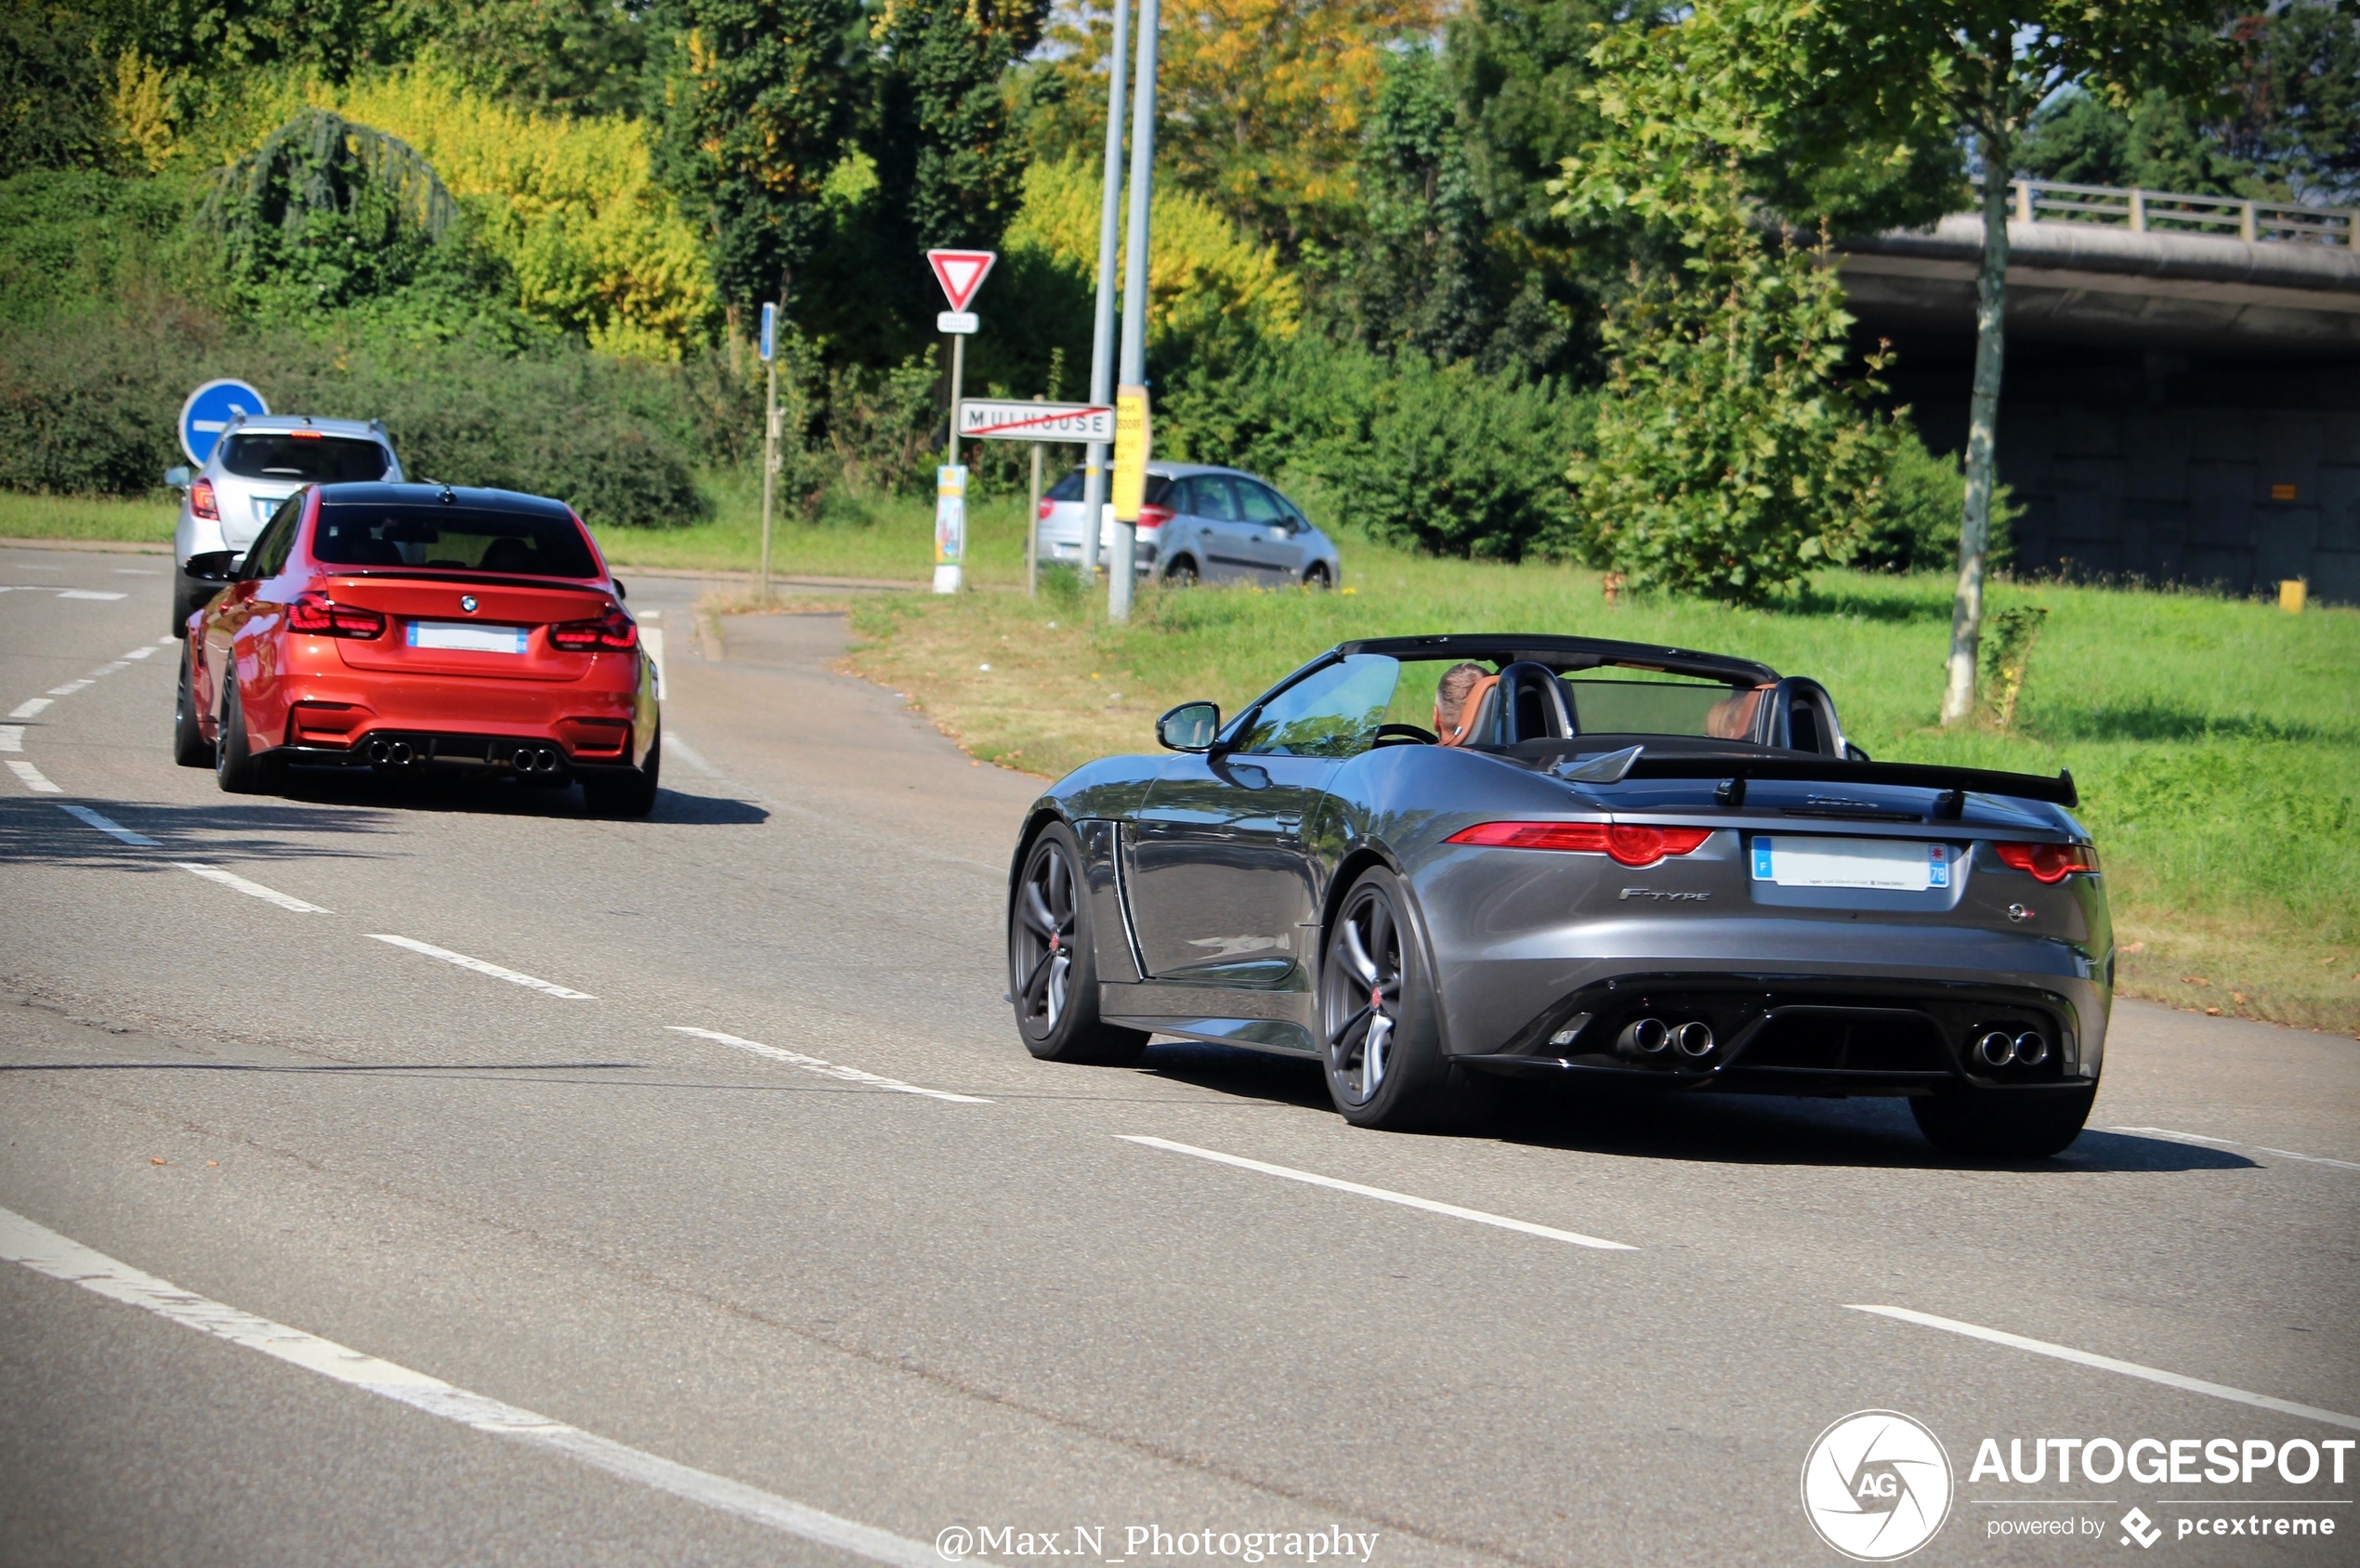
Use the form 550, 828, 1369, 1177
164, 465, 190, 490
1844, 741, 1871, 763
1157, 700, 1221, 752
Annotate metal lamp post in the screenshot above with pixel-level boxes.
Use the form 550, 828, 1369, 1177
1081, 0, 1131, 582
1108, 0, 1159, 624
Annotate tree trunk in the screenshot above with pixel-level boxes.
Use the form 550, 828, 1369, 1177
1942, 132, 2013, 725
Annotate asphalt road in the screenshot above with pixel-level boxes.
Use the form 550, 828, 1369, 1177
3, 542, 2354, 1568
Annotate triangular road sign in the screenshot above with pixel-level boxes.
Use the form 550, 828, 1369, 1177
926, 250, 997, 313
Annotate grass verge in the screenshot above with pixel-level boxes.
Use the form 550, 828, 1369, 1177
842, 548, 2360, 1036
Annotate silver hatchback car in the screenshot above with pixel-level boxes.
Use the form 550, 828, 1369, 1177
167, 413, 405, 636
1032, 463, 1343, 588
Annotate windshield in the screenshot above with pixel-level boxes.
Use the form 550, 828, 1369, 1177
220, 434, 388, 484
1376, 658, 1760, 742
311, 503, 600, 578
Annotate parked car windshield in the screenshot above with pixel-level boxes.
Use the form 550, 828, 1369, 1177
311, 503, 600, 578
220, 434, 389, 484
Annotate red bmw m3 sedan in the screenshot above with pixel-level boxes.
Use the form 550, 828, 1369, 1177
177, 482, 662, 817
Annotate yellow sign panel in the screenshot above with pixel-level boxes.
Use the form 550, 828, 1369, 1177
934, 464, 966, 565
1110, 385, 1150, 522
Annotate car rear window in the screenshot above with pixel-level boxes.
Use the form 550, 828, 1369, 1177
311, 503, 599, 579
1047, 470, 1087, 502
220, 434, 389, 484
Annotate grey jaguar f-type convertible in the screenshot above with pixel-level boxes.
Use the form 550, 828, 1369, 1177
1005, 634, 2109, 1157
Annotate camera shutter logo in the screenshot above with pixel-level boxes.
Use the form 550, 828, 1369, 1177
1801, 1410, 1954, 1561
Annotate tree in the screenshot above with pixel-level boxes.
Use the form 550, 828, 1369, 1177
1, 1, 119, 172
868, 0, 1046, 250
649, 0, 864, 314
1700, 1, 2234, 718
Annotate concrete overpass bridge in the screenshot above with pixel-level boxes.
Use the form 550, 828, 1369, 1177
1837, 180, 2360, 603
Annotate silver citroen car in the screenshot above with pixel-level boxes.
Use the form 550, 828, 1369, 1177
1032, 463, 1343, 589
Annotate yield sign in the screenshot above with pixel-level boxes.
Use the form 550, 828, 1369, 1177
925, 249, 997, 313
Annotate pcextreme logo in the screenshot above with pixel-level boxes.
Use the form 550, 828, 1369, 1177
1803, 1410, 1956, 1561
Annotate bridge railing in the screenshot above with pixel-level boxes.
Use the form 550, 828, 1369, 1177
1977, 178, 2357, 249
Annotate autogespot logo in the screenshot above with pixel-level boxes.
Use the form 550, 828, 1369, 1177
1802, 1410, 1956, 1561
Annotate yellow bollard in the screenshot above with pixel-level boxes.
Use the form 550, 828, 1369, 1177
2278, 579, 2307, 614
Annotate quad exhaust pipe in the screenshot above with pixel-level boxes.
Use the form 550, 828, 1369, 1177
1618, 1017, 1715, 1060
1973, 1029, 2051, 1068
512, 744, 564, 775
365, 738, 416, 765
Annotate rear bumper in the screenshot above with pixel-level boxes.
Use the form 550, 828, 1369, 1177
1452, 971, 2101, 1095
252, 656, 655, 771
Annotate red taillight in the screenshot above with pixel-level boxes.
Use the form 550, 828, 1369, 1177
1447, 821, 1714, 867
286, 590, 386, 639
1037, 497, 1055, 520
190, 477, 218, 520
1994, 842, 2098, 883
1138, 504, 1173, 529
549, 604, 637, 651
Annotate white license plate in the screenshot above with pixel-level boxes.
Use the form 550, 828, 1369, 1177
407, 621, 527, 654
1750, 835, 1950, 891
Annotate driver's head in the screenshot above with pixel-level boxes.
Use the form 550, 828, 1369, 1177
1433, 662, 1489, 738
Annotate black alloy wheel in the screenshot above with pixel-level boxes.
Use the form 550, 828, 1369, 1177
583, 726, 661, 817
213, 678, 278, 794
174, 643, 214, 768
1911, 1083, 2098, 1159
1318, 868, 1493, 1130
1009, 823, 1147, 1065
1164, 556, 1200, 586
1303, 562, 1333, 591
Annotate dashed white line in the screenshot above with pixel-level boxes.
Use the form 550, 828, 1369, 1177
46, 680, 91, 697
2110, 1125, 2360, 1173
7, 760, 61, 793
55, 803, 159, 845
121, 646, 159, 660
666, 1026, 992, 1104
368, 934, 596, 1000
0, 1206, 947, 1568
1118, 1135, 1638, 1251
0, 725, 20, 752
11, 698, 52, 719
176, 863, 330, 913
1847, 1305, 2360, 1431
87, 661, 128, 677
57, 590, 127, 601
113, 568, 161, 575
664, 729, 715, 775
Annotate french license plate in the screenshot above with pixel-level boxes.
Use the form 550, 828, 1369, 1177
407, 621, 527, 654
1750, 835, 1950, 891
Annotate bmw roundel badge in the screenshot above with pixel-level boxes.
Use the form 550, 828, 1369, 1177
460, 595, 478, 613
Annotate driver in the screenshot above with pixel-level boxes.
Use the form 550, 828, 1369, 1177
1433, 661, 1496, 748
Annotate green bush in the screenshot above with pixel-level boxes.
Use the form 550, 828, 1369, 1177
1854, 426, 2018, 574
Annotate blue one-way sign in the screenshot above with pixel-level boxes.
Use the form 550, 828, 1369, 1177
178, 379, 269, 465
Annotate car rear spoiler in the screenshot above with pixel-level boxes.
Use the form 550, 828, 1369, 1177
1561, 745, 2078, 810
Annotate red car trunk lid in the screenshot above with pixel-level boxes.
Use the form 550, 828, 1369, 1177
320, 576, 617, 681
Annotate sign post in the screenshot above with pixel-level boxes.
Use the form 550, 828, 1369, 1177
758, 301, 778, 604
1028, 397, 1044, 600
178, 379, 269, 466
1110, 385, 1149, 533
1108, 0, 1161, 623
926, 250, 996, 594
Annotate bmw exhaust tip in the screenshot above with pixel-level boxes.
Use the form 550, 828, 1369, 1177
1619, 1017, 1670, 1056
1973, 1029, 2017, 1068
2013, 1031, 2050, 1066
366, 738, 392, 764
1672, 1021, 1715, 1058
387, 740, 414, 765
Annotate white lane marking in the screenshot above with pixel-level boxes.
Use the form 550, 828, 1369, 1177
0, 725, 19, 752
114, 568, 161, 575
1118, 1135, 1639, 1251
642, 626, 666, 698
56, 803, 160, 845
664, 729, 715, 776
8, 760, 61, 793
666, 1027, 992, 1104
176, 863, 330, 913
47, 680, 91, 696
0, 1208, 950, 1568
58, 590, 127, 601
122, 646, 159, 660
88, 661, 128, 677
2110, 1125, 2360, 1173
157, 635, 175, 645
1847, 1305, 2360, 1431
8, 698, 50, 719
367, 934, 596, 1000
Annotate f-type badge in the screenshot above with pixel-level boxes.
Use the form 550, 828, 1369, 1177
1619, 888, 1709, 902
